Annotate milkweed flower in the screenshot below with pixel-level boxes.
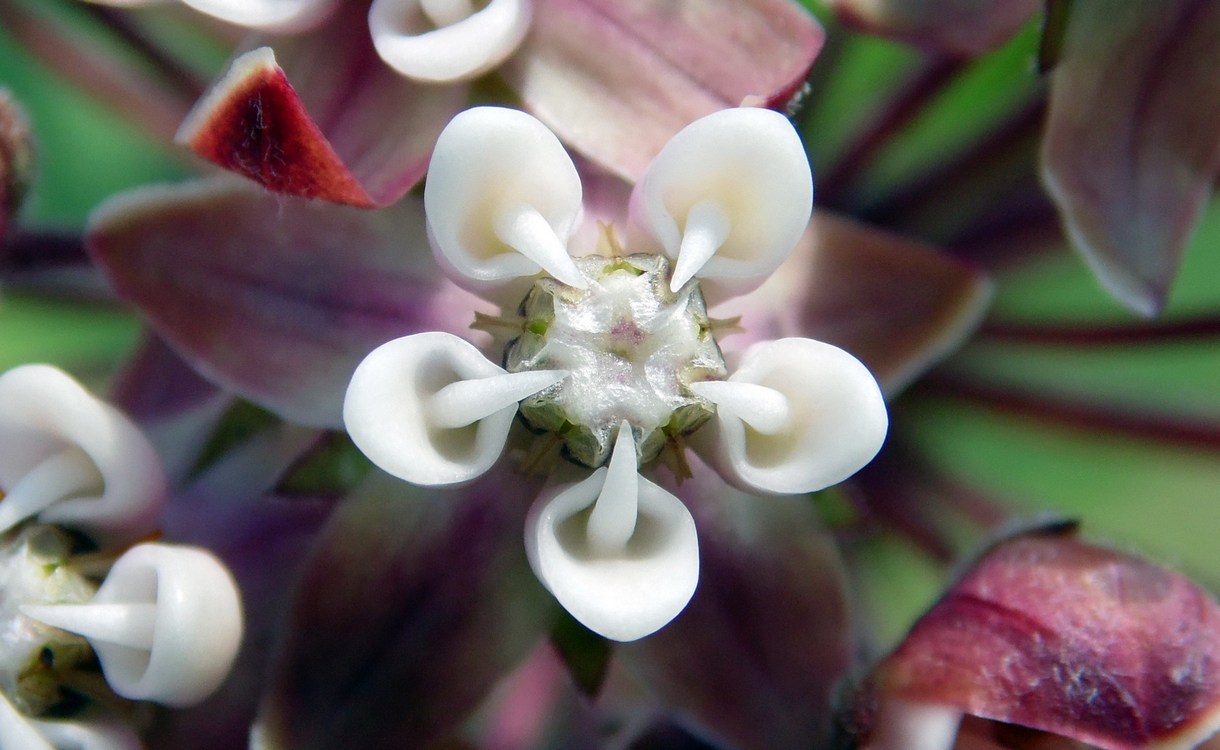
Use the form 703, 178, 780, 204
0, 364, 245, 748
341, 105, 889, 640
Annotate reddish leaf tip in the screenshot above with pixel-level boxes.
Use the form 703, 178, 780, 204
177, 47, 376, 209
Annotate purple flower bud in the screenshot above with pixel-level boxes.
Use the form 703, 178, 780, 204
855, 527, 1220, 750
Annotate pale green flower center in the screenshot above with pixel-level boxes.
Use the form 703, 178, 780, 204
505, 253, 727, 468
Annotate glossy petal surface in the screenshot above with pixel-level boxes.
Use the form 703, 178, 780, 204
369, 0, 531, 82
632, 107, 812, 297
345, 332, 558, 486
25, 543, 244, 707
256, 470, 550, 750
694, 337, 887, 495
1041, 1, 1220, 316
867, 530, 1220, 750
87, 178, 485, 428
424, 106, 586, 292
503, 0, 823, 180
525, 465, 698, 642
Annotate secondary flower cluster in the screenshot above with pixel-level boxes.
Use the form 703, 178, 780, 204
0, 364, 243, 748
343, 105, 889, 640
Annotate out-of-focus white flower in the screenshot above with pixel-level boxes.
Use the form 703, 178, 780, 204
0, 364, 245, 748
0, 364, 166, 545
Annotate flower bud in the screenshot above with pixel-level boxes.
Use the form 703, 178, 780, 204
854, 526, 1220, 750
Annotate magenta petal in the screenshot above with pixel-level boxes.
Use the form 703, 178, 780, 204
86, 178, 487, 428
828, 0, 1038, 57
255, 469, 551, 750
718, 212, 992, 396
864, 530, 1220, 750
621, 465, 852, 750
1041, 1, 1220, 316
504, 0, 823, 180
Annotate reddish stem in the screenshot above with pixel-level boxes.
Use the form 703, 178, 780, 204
980, 315, 1220, 345
921, 375, 1220, 451
864, 97, 1047, 227
816, 55, 963, 208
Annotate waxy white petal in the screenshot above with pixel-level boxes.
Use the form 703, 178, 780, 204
586, 422, 639, 556
370, 0, 531, 83
425, 107, 587, 294
428, 368, 568, 430
633, 108, 812, 298
345, 332, 563, 486
525, 464, 698, 642
864, 701, 962, 750
0, 365, 166, 544
696, 338, 887, 495
23, 543, 243, 707
688, 380, 789, 435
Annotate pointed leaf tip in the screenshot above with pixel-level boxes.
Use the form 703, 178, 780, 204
1041, 1, 1220, 317
177, 48, 376, 208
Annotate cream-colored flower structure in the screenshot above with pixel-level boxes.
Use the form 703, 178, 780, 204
369, 0, 532, 83
0, 364, 245, 747
344, 106, 889, 641
0, 364, 165, 544
22, 543, 244, 708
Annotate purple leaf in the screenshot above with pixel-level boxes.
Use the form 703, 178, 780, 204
717, 211, 993, 396
859, 529, 1220, 750
827, 0, 1038, 57
503, 0, 823, 181
621, 463, 853, 750
255, 468, 552, 750
1041, 1, 1220, 316
86, 177, 488, 428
